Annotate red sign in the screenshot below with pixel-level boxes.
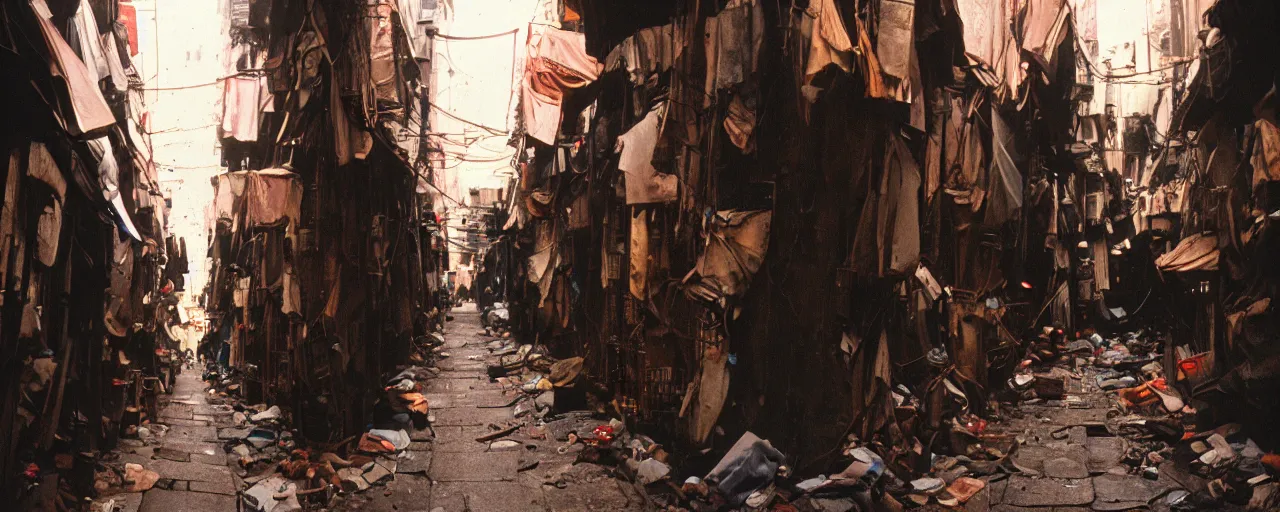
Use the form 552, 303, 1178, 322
118, 1, 140, 56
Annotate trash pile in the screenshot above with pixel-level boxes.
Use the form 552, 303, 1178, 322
480, 302, 510, 337
476, 333, 1004, 509
1005, 327, 1280, 511
207, 363, 434, 511
409, 332, 448, 365
623, 369, 1006, 510
90, 457, 162, 498
531, 326, 1280, 511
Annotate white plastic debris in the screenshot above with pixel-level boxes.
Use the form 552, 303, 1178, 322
250, 405, 281, 422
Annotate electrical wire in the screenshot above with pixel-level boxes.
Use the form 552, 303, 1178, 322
133, 70, 265, 92
145, 123, 218, 135
433, 28, 520, 41
411, 165, 467, 208
436, 153, 515, 163
1066, 3, 1188, 84
427, 100, 510, 135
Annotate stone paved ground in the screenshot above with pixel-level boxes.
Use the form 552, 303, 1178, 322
93, 305, 650, 512
96, 368, 239, 512
960, 368, 1192, 512
88, 311, 1201, 511
336, 303, 650, 512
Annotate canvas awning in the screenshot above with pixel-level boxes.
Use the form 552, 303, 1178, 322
1155, 233, 1219, 273
212, 168, 304, 227
30, 0, 116, 136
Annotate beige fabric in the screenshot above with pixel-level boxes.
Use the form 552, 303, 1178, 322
985, 111, 1023, 225
523, 27, 603, 145
282, 269, 302, 316
26, 143, 66, 201
35, 201, 62, 267
1021, 0, 1070, 70
955, 0, 1022, 95
212, 169, 304, 227
804, 0, 853, 84
331, 69, 355, 165
1092, 239, 1110, 291
605, 22, 688, 86
954, 0, 998, 65
368, 1, 399, 105
683, 210, 772, 300
885, 136, 921, 275
616, 103, 678, 204
629, 208, 649, 300
690, 345, 730, 444
527, 221, 558, 307
925, 90, 944, 201
1, 150, 23, 291
104, 228, 132, 337
1252, 120, 1280, 185
1155, 233, 1219, 272
724, 93, 757, 153
30, 0, 115, 136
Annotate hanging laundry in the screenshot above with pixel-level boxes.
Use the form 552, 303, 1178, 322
1252, 119, 1280, 185
368, 0, 399, 106
704, 0, 764, 101
1021, 0, 1070, 72
28, 143, 66, 267
616, 103, 679, 204
522, 27, 603, 145
629, 208, 650, 300
985, 110, 1023, 226
211, 169, 304, 227
222, 76, 263, 142
30, 0, 115, 136
724, 92, 758, 153
954, 0, 999, 66
853, 17, 887, 99
876, 0, 916, 83
1155, 234, 1220, 273
605, 22, 688, 86
683, 210, 772, 301
71, 0, 111, 84
804, 0, 853, 85
689, 345, 731, 445
527, 221, 558, 306
884, 136, 922, 275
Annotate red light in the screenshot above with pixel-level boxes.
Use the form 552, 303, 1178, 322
1020, 281, 1033, 289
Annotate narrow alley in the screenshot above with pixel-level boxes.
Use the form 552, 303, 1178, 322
4, 0, 1280, 510
94, 306, 651, 512
108, 371, 239, 512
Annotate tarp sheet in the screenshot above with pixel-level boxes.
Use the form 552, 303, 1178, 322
212, 168, 304, 227
1155, 233, 1219, 272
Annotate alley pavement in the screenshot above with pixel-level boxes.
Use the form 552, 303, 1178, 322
96, 369, 240, 512
338, 303, 649, 511
87, 308, 1218, 512
96, 304, 648, 512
